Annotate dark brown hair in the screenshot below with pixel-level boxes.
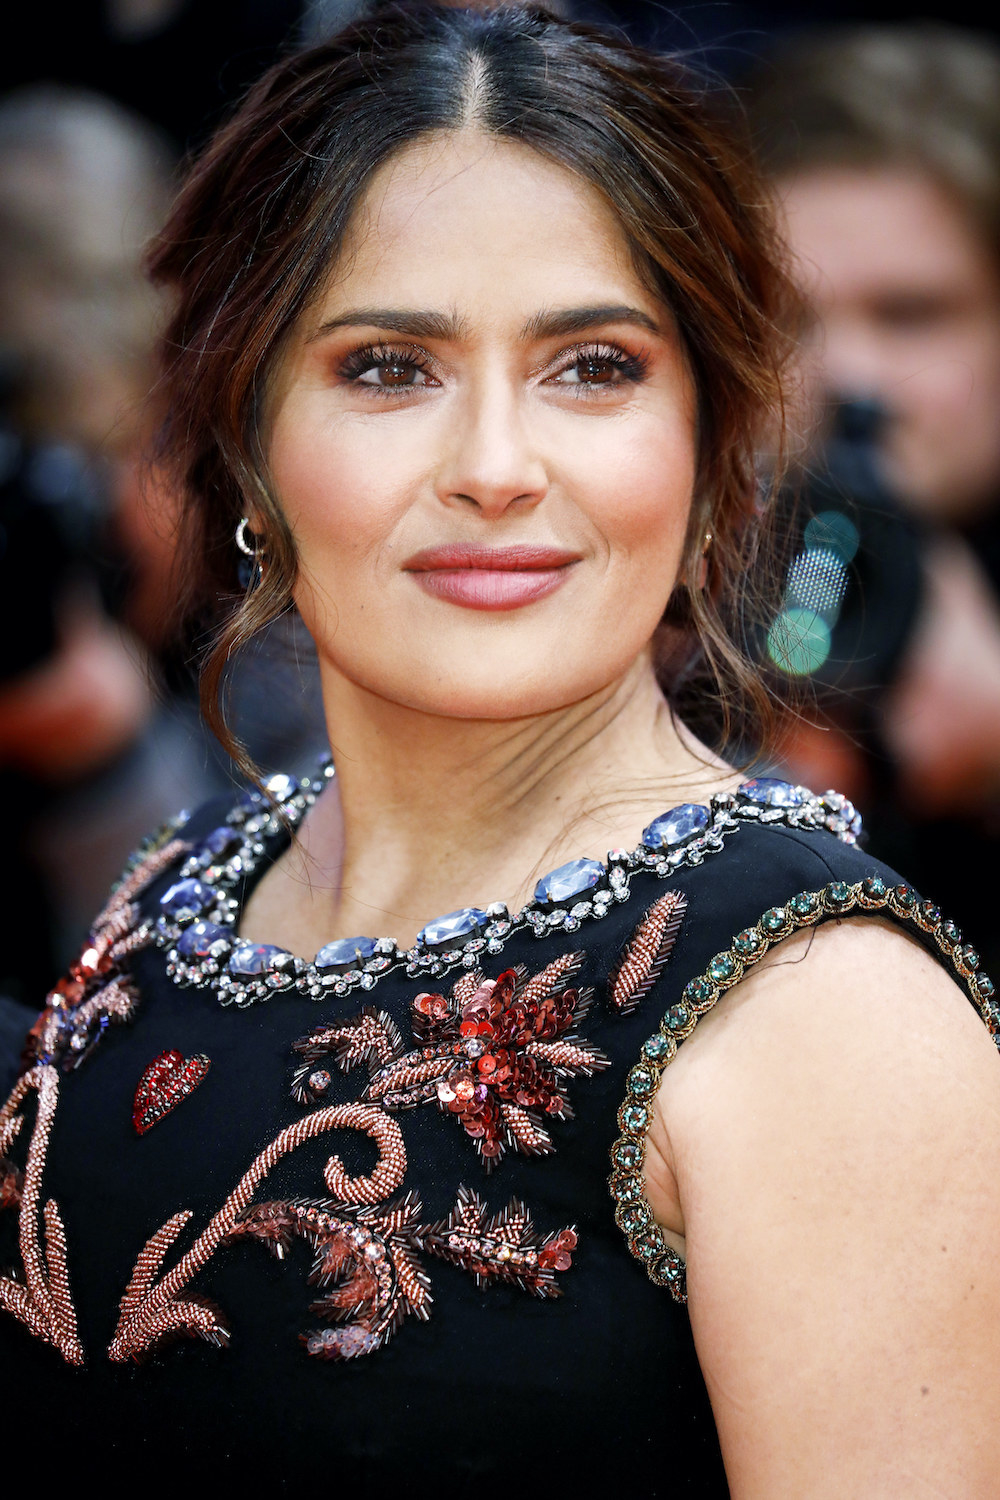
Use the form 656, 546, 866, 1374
148, 2, 796, 775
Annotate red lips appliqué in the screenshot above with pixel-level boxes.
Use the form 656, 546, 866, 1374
133, 1049, 211, 1135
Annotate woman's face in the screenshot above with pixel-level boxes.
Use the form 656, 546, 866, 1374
778, 166, 1000, 523
268, 131, 698, 721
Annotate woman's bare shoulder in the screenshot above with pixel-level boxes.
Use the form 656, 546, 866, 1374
652, 916, 1000, 1497
669, 912, 999, 1091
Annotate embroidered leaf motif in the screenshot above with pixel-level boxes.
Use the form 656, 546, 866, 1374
0, 839, 192, 1366
608, 891, 688, 1014
292, 956, 608, 1171
0, 1067, 83, 1364
230, 1191, 432, 1360
413, 1185, 578, 1298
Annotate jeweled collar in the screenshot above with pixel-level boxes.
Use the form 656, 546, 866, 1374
152, 757, 862, 1009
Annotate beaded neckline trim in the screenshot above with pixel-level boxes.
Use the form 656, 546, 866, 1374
609, 875, 1000, 1300
152, 759, 862, 1010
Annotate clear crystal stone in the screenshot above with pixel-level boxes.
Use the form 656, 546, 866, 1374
314, 935, 377, 973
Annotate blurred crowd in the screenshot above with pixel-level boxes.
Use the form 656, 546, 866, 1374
4, 0, 1000, 1054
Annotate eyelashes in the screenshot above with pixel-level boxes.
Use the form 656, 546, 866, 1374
551, 343, 650, 388
335, 340, 651, 396
336, 342, 437, 392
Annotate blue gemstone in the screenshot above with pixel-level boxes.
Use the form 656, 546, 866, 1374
160, 878, 214, 917
417, 908, 487, 948
738, 777, 804, 808
196, 826, 242, 860
228, 942, 290, 976
315, 935, 378, 973
534, 857, 604, 905
642, 804, 709, 848
177, 921, 235, 959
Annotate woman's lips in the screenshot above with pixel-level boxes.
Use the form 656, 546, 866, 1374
404, 545, 580, 612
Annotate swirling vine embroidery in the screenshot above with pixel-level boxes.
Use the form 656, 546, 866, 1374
0, 835, 187, 1363
1, 900, 683, 1366
109, 1101, 577, 1364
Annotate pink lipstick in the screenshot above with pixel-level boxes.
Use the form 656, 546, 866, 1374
404, 544, 580, 611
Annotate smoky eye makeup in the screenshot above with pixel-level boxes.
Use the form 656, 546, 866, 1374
547, 340, 652, 385
336, 341, 440, 392
330, 334, 654, 398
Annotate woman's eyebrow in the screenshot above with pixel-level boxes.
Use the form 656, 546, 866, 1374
308, 304, 660, 344
520, 305, 661, 339
308, 307, 468, 342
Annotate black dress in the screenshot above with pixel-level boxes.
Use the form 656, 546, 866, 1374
1, 772, 994, 1495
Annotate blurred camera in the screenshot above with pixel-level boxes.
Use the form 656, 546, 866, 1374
762, 397, 925, 715
0, 355, 109, 685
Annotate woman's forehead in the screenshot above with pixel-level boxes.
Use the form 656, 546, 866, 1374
310, 130, 659, 333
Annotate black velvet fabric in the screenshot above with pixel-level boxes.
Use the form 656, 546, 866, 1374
0, 801, 926, 1495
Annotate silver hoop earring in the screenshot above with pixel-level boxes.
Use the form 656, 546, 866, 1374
235, 517, 267, 589
235, 517, 265, 558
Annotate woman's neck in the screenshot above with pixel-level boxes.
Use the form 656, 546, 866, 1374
241, 654, 737, 953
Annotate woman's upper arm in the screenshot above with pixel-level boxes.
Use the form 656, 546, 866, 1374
655, 917, 1000, 1500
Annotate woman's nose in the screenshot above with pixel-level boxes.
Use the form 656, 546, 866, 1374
434, 378, 549, 516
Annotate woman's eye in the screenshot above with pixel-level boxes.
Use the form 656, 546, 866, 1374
357, 358, 430, 388
554, 357, 620, 385
337, 344, 438, 391
548, 347, 646, 388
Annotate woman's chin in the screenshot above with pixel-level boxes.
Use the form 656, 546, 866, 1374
334, 657, 634, 723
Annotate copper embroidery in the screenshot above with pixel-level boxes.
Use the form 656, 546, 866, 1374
0, 835, 189, 1363
291, 958, 608, 1168
109, 1101, 577, 1364
0, 1066, 83, 1364
110, 1102, 410, 1361
414, 1185, 578, 1293
110, 952, 602, 1364
25, 836, 188, 1073
608, 891, 688, 1014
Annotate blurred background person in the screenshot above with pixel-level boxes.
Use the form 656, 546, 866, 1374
741, 24, 1000, 973
0, 86, 327, 1065
0, 86, 183, 1017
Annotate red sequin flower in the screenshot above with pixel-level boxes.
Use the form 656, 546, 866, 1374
292, 954, 608, 1169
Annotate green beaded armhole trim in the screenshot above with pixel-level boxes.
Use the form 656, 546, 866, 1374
608, 875, 998, 1302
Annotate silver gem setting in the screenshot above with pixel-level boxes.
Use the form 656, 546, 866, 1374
155, 766, 862, 1008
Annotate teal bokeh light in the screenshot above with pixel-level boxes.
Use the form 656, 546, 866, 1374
804, 509, 860, 563
766, 607, 832, 676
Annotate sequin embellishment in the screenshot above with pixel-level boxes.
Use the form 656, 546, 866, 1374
291, 956, 607, 1169
132, 1050, 211, 1135
609, 878, 1000, 1301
